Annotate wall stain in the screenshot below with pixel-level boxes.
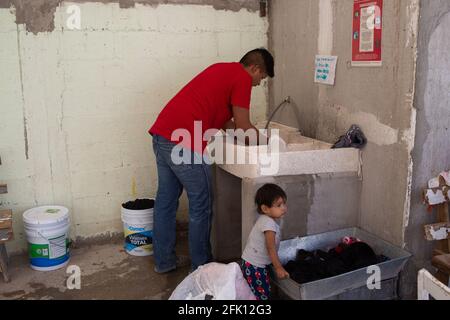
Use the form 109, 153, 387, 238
15, 22, 29, 159
0, 0, 260, 34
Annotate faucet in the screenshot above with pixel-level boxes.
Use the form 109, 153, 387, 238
264, 96, 292, 130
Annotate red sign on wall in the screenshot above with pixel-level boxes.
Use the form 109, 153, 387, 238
352, 0, 383, 66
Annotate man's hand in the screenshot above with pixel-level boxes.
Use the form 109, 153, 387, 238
231, 106, 268, 145
222, 119, 235, 130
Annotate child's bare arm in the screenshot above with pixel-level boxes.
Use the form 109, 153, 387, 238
264, 231, 289, 279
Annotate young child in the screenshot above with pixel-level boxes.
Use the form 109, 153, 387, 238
241, 183, 290, 300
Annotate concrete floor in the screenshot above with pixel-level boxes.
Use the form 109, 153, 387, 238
0, 231, 191, 300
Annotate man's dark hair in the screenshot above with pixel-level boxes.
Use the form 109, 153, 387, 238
255, 183, 286, 214
240, 48, 275, 78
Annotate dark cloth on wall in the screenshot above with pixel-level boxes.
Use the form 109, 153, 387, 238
332, 124, 367, 149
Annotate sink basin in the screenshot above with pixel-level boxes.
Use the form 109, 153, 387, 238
207, 122, 361, 178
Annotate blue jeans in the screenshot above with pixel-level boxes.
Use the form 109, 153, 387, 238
152, 134, 213, 272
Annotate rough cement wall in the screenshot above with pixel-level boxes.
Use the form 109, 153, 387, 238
269, 0, 419, 246
0, 2, 269, 253
278, 173, 361, 240
402, 1, 450, 299
268, 0, 319, 137
0, 0, 260, 34
241, 173, 360, 251
211, 166, 242, 262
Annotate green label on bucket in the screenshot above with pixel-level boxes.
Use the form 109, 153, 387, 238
29, 243, 50, 258
29, 239, 70, 259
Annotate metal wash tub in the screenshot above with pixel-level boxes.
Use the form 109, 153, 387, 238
272, 227, 412, 300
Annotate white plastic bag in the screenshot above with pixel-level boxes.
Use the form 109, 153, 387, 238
169, 262, 256, 300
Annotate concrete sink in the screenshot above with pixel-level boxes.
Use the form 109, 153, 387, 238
208, 121, 361, 179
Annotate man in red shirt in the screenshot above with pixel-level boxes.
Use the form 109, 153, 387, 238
149, 48, 274, 273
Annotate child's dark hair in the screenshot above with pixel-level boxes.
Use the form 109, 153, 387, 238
255, 183, 287, 214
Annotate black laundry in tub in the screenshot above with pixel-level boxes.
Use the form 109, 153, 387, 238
284, 241, 388, 284
272, 227, 411, 300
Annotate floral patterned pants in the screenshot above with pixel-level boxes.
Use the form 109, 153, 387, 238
241, 259, 271, 300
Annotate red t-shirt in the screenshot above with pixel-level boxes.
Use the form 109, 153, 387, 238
149, 62, 252, 153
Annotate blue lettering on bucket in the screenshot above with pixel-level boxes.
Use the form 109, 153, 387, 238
125, 231, 153, 251
128, 226, 146, 232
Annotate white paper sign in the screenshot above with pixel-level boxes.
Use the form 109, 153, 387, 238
314, 55, 338, 85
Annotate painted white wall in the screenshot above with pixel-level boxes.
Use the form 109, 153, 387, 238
0, 2, 269, 252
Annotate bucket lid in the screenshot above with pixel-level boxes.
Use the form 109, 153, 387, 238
23, 206, 69, 225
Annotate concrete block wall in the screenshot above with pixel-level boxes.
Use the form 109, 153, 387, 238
0, 2, 269, 253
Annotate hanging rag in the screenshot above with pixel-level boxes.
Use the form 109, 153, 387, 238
332, 124, 367, 149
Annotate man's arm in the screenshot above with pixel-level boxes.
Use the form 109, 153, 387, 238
232, 106, 267, 145
232, 106, 255, 131
222, 119, 235, 130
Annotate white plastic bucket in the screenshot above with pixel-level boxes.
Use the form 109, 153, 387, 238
22, 206, 70, 271
121, 199, 154, 256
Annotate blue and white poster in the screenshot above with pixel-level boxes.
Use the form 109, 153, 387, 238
314, 55, 338, 85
